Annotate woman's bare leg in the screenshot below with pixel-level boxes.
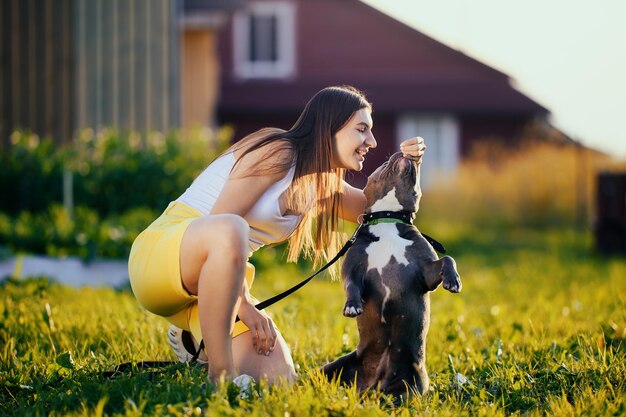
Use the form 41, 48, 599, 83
180, 214, 250, 380
232, 330, 297, 384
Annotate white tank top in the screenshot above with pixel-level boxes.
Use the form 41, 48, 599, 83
176, 152, 301, 254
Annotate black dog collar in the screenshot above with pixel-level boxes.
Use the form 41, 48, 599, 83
361, 210, 415, 225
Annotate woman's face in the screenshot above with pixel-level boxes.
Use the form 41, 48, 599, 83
332, 108, 377, 171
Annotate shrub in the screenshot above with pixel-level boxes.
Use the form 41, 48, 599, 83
0, 204, 157, 259
1, 128, 231, 216
0, 127, 231, 258
0, 132, 64, 215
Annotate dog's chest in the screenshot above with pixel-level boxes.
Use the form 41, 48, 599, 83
363, 224, 413, 274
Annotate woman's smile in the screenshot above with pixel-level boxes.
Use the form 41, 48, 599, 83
333, 108, 377, 170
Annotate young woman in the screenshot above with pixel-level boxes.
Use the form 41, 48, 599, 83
128, 85, 426, 384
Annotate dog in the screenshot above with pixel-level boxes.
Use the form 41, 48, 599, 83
322, 152, 462, 397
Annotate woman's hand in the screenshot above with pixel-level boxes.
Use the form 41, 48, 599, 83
399, 137, 427, 163
237, 299, 277, 355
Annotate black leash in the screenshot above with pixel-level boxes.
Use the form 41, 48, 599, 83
104, 211, 445, 376
248, 210, 445, 315
192, 211, 445, 364
102, 361, 182, 377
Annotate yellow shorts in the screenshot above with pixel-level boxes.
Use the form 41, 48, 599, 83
128, 201, 252, 342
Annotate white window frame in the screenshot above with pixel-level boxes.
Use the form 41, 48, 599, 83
397, 114, 460, 188
233, 2, 296, 79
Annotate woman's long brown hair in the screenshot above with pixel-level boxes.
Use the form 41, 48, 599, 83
229, 85, 372, 274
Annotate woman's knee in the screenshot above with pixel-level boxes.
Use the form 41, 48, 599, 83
232, 330, 297, 384
181, 214, 250, 294
268, 336, 297, 384
198, 214, 250, 260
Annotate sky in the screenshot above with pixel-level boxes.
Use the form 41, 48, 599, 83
361, 0, 626, 158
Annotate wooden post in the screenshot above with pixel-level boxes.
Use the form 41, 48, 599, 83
63, 168, 74, 220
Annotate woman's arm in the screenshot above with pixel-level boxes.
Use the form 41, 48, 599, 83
339, 180, 367, 223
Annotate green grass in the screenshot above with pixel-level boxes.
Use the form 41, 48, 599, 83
1, 224, 625, 416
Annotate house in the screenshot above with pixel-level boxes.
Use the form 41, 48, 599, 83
0, 0, 243, 147
2, 0, 547, 187
215, 0, 549, 186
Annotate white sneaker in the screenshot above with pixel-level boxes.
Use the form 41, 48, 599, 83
167, 325, 208, 365
232, 374, 256, 400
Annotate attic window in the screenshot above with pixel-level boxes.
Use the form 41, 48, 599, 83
233, 2, 296, 79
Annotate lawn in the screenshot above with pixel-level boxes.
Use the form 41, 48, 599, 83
1, 223, 625, 416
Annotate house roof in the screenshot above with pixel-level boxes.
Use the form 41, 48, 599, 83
218, 81, 547, 115
218, 0, 548, 116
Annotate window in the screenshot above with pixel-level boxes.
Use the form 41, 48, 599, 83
233, 2, 296, 79
397, 114, 460, 188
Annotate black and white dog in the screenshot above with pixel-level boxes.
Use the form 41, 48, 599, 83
323, 152, 462, 396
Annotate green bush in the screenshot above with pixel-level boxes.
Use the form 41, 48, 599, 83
70, 128, 229, 215
0, 127, 231, 258
0, 204, 157, 259
0, 132, 65, 215
1, 128, 231, 216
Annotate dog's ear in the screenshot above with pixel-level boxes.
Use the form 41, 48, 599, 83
363, 175, 394, 209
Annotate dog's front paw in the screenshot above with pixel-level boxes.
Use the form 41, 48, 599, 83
440, 256, 462, 293
442, 271, 462, 293
343, 299, 363, 317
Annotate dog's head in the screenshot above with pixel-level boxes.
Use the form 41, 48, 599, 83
363, 152, 421, 213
